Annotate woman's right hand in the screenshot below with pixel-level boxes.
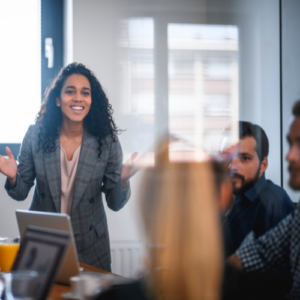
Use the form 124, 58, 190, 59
0, 147, 17, 187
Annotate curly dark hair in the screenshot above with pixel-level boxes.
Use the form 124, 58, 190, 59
36, 62, 120, 157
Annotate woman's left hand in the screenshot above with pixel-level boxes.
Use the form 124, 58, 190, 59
121, 152, 141, 190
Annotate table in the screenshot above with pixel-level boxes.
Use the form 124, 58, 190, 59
48, 263, 112, 300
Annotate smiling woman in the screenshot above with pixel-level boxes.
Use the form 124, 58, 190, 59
0, 63, 140, 271
36, 63, 119, 159
57, 74, 92, 125
56, 74, 92, 116
56, 74, 92, 161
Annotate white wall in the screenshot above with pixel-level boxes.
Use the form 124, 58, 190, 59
282, 0, 300, 202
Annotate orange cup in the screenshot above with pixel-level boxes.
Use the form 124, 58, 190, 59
0, 237, 20, 272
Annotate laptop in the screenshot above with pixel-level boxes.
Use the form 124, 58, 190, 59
12, 226, 70, 300
16, 210, 80, 285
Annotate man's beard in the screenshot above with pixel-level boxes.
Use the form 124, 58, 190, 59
288, 163, 300, 190
232, 166, 261, 196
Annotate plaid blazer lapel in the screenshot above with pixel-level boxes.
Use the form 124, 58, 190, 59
44, 136, 61, 212
71, 129, 98, 214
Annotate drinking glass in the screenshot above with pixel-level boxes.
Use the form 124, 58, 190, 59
0, 237, 20, 272
3, 271, 38, 300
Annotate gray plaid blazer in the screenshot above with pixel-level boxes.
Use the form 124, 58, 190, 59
5, 124, 131, 271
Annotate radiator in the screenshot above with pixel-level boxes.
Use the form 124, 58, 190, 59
110, 241, 145, 278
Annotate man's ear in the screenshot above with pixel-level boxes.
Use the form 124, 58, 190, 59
259, 157, 268, 176
218, 179, 233, 212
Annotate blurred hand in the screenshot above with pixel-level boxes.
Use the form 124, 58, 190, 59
227, 254, 243, 270
0, 147, 17, 187
121, 152, 143, 190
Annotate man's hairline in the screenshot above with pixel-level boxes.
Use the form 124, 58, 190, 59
239, 135, 268, 163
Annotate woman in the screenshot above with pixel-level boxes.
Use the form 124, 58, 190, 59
0, 63, 137, 271
141, 150, 223, 300
98, 142, 223, 300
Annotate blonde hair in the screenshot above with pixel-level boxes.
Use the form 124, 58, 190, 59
140, 145, 223, 300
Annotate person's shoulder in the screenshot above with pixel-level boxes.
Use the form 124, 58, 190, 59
103, 131, 120, 144
26, 123, 40, 135
265, 179, 289, 197
264, 179, 294, 206
22, 124, 40, 143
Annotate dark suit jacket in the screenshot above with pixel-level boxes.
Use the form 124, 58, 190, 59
5, 124, 131, 271
222, 263, 291, 300
223, 174, 294, 257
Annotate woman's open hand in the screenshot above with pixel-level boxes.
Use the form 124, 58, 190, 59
0, 147, 17, 187
121, 152, 142, 190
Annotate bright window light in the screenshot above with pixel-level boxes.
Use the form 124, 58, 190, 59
168, 24, 239, 161
0, 0, 41, 143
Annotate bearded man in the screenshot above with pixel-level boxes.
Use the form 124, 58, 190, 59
226, 101, 300, 300
223, 121, 294, 257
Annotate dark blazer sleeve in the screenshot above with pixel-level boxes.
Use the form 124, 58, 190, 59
101, 135, 131, 211
5, 125, 36, 200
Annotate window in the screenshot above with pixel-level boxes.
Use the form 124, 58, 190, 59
168, 24, 239, 160
0, 0, 41, 156
0, 0, 63, 158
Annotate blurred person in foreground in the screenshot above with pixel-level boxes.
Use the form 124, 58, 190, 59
227, 100, 300, 299
222, 121, 294, 257
98, 141, 224, 300
97, 140, 292, 300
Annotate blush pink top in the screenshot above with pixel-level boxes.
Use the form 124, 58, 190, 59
60, 145, 81, 215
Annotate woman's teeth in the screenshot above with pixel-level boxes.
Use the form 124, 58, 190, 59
71, 106, 84, 110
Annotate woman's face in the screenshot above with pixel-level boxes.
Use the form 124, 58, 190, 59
56, 74, 92, 124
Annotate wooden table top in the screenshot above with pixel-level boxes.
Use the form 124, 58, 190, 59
48, 263, 112, 300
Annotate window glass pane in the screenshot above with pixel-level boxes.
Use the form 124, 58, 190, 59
168, 24, 239, 161
0, 0, 41, 143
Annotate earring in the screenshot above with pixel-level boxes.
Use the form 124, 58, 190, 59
56, 102, 61, 107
